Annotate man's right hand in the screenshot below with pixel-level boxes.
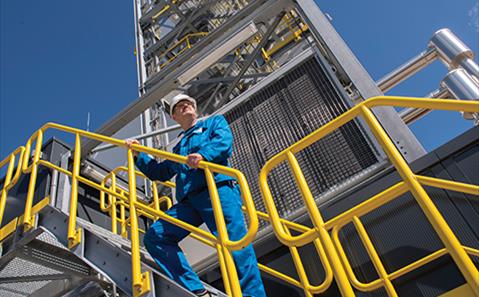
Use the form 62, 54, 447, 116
125, 139, 140, 157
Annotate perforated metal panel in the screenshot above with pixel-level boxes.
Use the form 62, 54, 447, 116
0, 258, 59, 297
226, 56, 381, 225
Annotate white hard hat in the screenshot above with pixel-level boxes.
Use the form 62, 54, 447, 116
162, 94, 197, 115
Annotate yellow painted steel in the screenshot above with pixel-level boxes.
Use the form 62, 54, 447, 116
360, 104, 479, 296
352, 216, 398, 297
68, 133, 82, 248
105, 165, 334, 295
259, 96, 479, 296
324, 181, 408, 230
151, 0, 178, 21
205, 166, 242, 296
388, 248, 447, 280
158, 32, 208, 68
110, 174, 118, 234
22, 129, 43, 231
127, 149, 151, 297
331, 224, 383, 291
0, 197, 50, 241
439, 284, 475, 297
416, 175, 479, 196
0, 121, 261, 297
464, 246, 479, 258
3, 96, 479, 297
0, 146, 25, 228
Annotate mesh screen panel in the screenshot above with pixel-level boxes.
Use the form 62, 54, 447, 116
226, 57, 380, 225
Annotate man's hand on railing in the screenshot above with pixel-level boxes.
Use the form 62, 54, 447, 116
125, 139, 140, 157
186, 153, 203, 169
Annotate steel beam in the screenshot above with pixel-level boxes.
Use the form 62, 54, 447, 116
189, 72, 271, 86
19, 239, 93, 277
0, 274, 70, 284
216, 12, 286, 108
29, 279, 77, 297
81, 0, 285, 156
295, 0, 426, 162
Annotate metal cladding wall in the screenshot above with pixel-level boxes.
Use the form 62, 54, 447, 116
0, 139, 69, 229
318, 126, 479, 297
225, 56, 381, 228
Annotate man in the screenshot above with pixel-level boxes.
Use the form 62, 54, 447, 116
125, 94, 266, 297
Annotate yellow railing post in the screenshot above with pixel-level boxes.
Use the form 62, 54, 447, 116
352, 216, 398, 297
110, 174, 118, 234
360, 104, 479, 296
0, 159, 15, 227
68, 133, 82, 248
285, 151, 356, 297
22, 130, 43, 231
283, 225, 314, 297
127, 149, 151, 297
0, 148, 24, 227
204, 166, 242, 297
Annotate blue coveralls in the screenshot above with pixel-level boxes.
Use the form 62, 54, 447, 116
136, 115, 266, 297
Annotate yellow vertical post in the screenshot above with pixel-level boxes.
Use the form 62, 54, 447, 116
204, 167, 242, 297
68, 133, 82, 248
23, 130, 43, 231
216, 243, 233, 296
127, 149, 150, 297
286, 151, 356, 297
110, 174, 118, 234
0, 156, 16, 227
360, 105, 479, 296
120, 201, 128, 238
352, 216, 398, 297
283, 224, 314, 297
151, 182, 160, 212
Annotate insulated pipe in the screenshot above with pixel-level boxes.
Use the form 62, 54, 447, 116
429, 28, 479, 79
460, 58, 479, 83
376, 48, 437, 92
377, 28, 479, 94
441, 68, 479, 120
399, 88, 449, 124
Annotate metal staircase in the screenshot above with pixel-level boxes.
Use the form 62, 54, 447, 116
0, 201, 225, 297
0, 97, 478, 297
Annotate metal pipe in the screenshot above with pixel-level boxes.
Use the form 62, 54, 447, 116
429, 28, 475, 68
400, 68, 479, 124
441, 68, 479, 100
376, 48, 437, 92
49, 169, 59, 208
441, 68, 479, 121
399, 88, 449, 124
460, 58, 479, 82
91, 123, 181, 153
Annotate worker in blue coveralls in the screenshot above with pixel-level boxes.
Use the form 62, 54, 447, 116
125, 94, 267, 297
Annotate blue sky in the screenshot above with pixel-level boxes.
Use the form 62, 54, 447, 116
1, 0, 478, 160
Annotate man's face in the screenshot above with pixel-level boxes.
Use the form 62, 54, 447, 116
172, 100, 196, 122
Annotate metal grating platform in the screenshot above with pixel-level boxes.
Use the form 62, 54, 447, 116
0, 257, 62, 297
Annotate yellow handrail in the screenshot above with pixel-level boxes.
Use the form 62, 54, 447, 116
158, 32, 209, 68
0, 146, 25, 227
1, 96, 478, 297
100, 163, 335, 297
100, 166, 174, 234
259, 96, 479, 297
13, 121, 259, 297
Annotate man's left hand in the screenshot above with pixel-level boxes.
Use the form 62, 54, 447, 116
186, 153, 204, 168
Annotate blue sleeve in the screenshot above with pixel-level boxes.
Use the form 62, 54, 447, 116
197, 116, 233, 163
135, 152, 177, 181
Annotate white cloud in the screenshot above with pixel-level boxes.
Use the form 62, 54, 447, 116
469, 2, 479, 32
